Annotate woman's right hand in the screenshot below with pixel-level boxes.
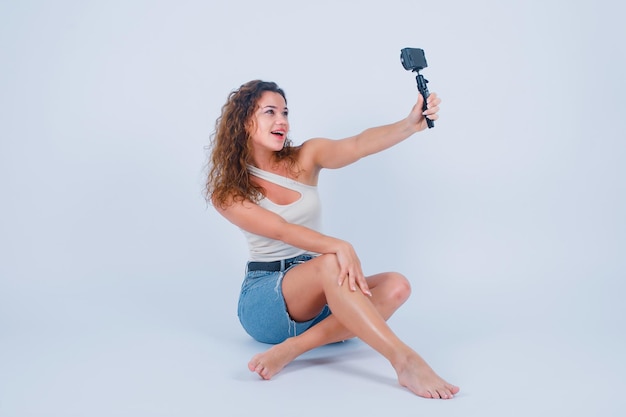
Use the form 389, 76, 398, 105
335, 241, 372, 297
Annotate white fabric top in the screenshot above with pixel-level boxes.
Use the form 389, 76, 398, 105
241, 165, 322, 262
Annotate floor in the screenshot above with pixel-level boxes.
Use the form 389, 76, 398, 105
2, 269, 624, 417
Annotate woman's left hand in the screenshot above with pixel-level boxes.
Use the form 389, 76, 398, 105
409, 92, 441, 131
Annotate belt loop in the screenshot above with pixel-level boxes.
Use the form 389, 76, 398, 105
280, 258, 286, 271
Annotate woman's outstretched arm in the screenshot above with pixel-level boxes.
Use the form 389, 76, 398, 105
301, 92, 440, 171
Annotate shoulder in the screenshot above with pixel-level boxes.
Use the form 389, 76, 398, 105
298, 137, 334, 162
300, 137, 333, 151
294, 138, 333, 178
297, 135, 361, 171
213, 193, 258, 224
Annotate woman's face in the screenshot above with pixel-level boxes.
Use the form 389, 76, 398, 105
248, 91, 289, 153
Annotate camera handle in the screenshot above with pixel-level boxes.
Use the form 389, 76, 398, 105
414, 71, 434, 129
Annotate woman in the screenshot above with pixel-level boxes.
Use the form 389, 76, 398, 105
206, 80, 459, 399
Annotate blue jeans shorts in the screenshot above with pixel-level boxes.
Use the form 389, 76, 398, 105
238, 254, 332, 344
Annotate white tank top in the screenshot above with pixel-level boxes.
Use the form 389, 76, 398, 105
241, 165, 322, 262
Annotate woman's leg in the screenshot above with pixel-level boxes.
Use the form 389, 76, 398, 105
247, 254, 460, 399
248, 270, 409, 377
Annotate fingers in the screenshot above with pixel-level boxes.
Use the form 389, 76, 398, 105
337, 270, 347, 287
422, 93, 441, 120
335, 241, 370, 295
426, 92, 440, 105
338, 269, 371, 297
338, 268, 358, 291
411, 92, 441, 127
356, 274, 372, 297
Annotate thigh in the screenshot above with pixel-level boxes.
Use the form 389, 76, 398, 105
283, 258, 410, 323
238, 270, 290, 343
238, 268, 333, 344
281, 253, 340, 322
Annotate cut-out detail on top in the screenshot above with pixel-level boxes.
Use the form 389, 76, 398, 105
248, 166, 312, 206
243, 165, 321, 262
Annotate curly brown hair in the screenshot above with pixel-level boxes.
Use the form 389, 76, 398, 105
205, 80, 300, 209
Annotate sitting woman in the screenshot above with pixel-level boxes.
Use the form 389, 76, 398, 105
206, 79, 459, 399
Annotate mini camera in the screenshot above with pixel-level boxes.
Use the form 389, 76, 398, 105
400, 48, 428, 72
400, 47, 433, 128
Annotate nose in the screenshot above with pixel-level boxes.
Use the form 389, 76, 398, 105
277, 113, 288, 125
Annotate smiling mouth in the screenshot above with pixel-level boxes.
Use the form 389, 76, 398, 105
271, 131, 285, 137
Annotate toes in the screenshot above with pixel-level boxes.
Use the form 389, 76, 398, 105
445, 384, 460, 395
437, 388, 452, 399
439, 384, 460, 399
254, 363, 265, 377
248, 354, 261, 372
416, 388, 433, 399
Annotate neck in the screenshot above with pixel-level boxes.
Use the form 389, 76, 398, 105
251, 149, 279, 171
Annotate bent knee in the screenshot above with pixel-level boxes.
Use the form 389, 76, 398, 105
387, 272, 411, 304
312, 253, 341, 279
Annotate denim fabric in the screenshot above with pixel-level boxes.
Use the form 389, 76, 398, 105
238, 254, 331, 344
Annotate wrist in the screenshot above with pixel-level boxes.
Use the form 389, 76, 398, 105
400, 117, 420, 136
327, 238, 349, 254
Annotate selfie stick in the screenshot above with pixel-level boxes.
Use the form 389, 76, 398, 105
400, 48, 434, 129
414, 72, 433, 129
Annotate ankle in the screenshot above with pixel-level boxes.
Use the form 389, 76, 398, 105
389, 346, 415, 368
391, 348, 427, 373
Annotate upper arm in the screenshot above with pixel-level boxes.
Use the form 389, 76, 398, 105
216, 197, 289, 241
300, 136, 363, 171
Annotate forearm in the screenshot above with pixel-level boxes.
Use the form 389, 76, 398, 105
276, 221, 349, 256
307, 93, 438, 170
354, 117, 419, 158
278, 218, 367, 294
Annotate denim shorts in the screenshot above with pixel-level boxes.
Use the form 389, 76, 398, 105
238, 254, 332, 344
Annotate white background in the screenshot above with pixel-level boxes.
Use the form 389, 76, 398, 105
1, 1, 625, 416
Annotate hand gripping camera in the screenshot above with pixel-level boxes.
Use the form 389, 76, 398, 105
400, 47, 434, 129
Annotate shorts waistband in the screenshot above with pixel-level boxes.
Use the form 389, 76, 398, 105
247, 255, 312, 272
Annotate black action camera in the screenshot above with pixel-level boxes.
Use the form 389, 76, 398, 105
400, 47, 434, 128
400, 47, 428, 71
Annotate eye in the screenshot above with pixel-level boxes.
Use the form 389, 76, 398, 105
282, 110, 289, 117
265, 109, 275, 115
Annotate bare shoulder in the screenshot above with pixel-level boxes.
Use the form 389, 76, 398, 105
299, 137, 332, 157
298, 137, 344, 164
295, 138, 331, 177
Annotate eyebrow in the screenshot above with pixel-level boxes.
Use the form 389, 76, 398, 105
261, 105, 288, 111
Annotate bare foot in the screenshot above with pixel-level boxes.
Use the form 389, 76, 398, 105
248, 339, 299, 380
394, 354, 460, 399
